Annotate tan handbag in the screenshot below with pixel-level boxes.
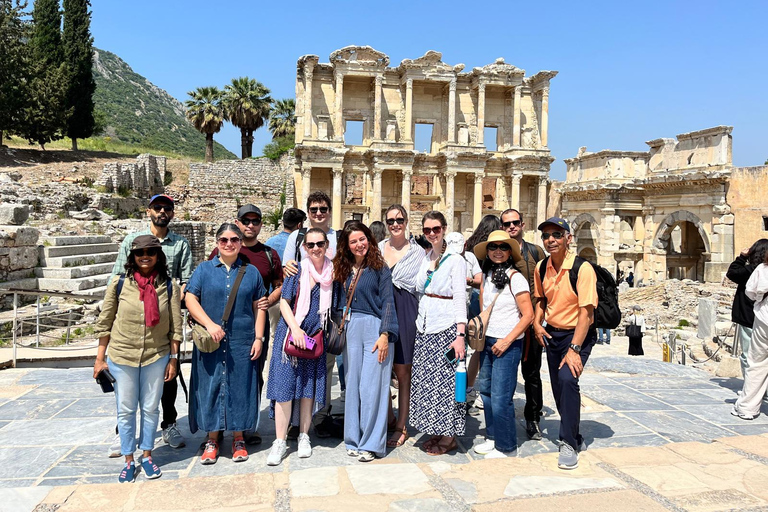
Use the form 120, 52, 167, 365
467, 269, 517, 351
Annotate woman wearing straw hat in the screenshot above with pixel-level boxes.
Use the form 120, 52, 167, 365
472, 230, 533, 458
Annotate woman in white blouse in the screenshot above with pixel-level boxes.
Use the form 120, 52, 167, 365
409, 211, 467, 456
471, 230, 532, 458
627, 305, 646, 356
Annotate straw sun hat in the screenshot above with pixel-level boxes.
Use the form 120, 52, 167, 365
473, 230, 522, 262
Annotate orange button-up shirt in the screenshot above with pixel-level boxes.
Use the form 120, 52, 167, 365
534, 251, 598, 330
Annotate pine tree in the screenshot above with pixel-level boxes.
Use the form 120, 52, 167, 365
62, 0, 95, 150
0, 0, 31, 147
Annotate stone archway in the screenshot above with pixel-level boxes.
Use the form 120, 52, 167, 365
579, 247, 597, 264
653, 210, 710, 282
571, 213, 600, 259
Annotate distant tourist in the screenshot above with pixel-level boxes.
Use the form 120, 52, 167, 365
379, 205, 426, 449
265, 228, 338, 465
185, 223, 267, 465
732, 250, 768, 420
597, 327, 611, 345
265, 208, 307, 260
94, 235, 182, 482
369, 221, 387, 245
727, 240, 768, 377
410, 211, 468, 456
472, 230, 533, 458
626, 306, 645, 356
108, 194, 192, 456
626, 271, 635, 287
334, 221, 398, 462
533, 217, 597, 470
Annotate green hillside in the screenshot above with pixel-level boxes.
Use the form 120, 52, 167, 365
92, 48, 235, 160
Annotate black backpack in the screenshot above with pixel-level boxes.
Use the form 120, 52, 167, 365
538, 255, 621, 329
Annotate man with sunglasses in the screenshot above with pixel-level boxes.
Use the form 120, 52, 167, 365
532, 217, 597, 470
500, 209, 546, 442
208, 204, 283, 445
108, 194, 193, 455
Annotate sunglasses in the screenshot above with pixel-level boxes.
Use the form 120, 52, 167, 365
304, 241, 327, 249
217, 236, 242, 245
422, 226, 443, 235
309, 207, 329, 214
150, 204, 173, 213
541, 231, 566, 240
487, 243, 511, 252
386, 217, 406, 226
133, 248, 159, 257
239, 217, 261, 226
502, 220, 522, 228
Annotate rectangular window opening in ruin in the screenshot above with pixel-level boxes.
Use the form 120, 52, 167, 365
763, 216, 768, 231
345, 120, 364, 146
415, 124, 434, 153
484, 127, 498, 151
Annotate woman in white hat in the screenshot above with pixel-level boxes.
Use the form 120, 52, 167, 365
472, 230, 533, 458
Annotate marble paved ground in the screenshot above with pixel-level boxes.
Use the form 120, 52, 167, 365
1, 336, 767, 504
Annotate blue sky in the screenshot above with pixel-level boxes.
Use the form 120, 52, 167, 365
90, 0, 767, 179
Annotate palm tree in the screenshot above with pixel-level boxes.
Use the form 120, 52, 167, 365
268, 98, 296, 139
185, 86, 224, 163
223, 77, 272, 159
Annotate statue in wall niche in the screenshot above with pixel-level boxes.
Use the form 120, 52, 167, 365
458, 124, 469, 145
522, 127, 535, 149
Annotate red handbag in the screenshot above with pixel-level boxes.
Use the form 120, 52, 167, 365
283, 280, 324, 359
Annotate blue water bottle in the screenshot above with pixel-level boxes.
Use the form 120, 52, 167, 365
455, 359, 467, 402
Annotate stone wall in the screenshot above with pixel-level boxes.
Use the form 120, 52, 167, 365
168, 221, 209, 266
0, 225, 40, 308
727, 165, 768, 253
95, 154, 166, 197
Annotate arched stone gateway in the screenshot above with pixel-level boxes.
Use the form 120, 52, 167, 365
570, 213, 600, 255
653, 210, 710, 282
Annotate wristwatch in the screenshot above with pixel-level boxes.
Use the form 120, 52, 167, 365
568, 343, 581, 354
169, 353, 179, 359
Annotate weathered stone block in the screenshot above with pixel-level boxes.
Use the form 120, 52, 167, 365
697, 298, 717, 339
0, 226, 39, 248
8, 246, 38, 271
0, 204, 29, 225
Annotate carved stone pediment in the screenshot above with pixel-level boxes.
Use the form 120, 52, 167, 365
472, 58, 523, 77
329, 46, 389, 67
398, 50, 459, 73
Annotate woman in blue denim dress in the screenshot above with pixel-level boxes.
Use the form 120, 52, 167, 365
185, 223, 267, 465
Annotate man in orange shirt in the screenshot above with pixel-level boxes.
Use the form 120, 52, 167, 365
533, 217, 598, 470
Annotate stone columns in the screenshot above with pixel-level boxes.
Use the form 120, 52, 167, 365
509, 173, 522, 210
303, 65, 315, 138
334, 72, 344, 141
477, 82, 486, 146
445, 170, 457, 230
540, 87, 550, 147
373, 75, 382, 141
401, 169, 413, 212
332, 167, 343, 229
473, 173, 484, 227
536, 176, 548, 228
448, 79, 457, 143
404, 78, 414, 142
512, 86, 521, 146
371, 169, 383, 222
301, 166, 312, 208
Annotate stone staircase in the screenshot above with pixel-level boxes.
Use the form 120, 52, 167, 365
36, 236, 119, 295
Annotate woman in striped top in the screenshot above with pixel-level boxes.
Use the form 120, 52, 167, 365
379, 204, 427, 448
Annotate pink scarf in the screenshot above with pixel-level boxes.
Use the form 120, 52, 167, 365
294, 257, 334, 326
133, 271, 160, 327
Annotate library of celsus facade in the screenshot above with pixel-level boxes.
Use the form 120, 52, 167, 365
293, 46, 557, 234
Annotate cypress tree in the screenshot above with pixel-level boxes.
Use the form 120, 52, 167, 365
62, 0, 95, 150
29, 0, 62, 66
0, 0, 31, 147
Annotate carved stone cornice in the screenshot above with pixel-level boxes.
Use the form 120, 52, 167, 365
330, 46, 389, 67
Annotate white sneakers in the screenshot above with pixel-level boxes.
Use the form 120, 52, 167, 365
473, 439, 495, 455
266, 439, 287, 466
297, 433, 312, 458
484, 449, 507, 459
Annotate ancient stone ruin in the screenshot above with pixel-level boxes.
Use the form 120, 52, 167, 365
95, 153, 166, 197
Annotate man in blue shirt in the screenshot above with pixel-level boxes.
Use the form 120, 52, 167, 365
265, 208, 306, 258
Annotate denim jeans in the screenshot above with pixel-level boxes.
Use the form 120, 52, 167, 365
477, 336, 523, 452
597, 328, 611, 342
109, 355, 169, 455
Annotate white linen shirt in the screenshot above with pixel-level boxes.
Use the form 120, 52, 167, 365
482, 270, 530, 339
415, 251, 467, 334
379, 237, 426, 296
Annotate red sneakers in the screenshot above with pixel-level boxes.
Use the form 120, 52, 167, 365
232, 437, 249, 462
200, 439, 219, 465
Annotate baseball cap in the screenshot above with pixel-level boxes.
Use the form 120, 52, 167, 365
237, 204, 262, 219
537, 217, 571, 233
148, 194, 174, 206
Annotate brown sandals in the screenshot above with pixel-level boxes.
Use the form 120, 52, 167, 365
387, 427, 409, 448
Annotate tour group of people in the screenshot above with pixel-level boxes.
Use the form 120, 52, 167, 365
93, 191, 603, 482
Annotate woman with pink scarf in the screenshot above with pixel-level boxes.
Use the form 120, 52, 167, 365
266, 228, 338, 466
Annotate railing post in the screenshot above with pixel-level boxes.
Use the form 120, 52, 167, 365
65, 309, 73, 345
12, 293, 18, 368
35, 295, 41, 347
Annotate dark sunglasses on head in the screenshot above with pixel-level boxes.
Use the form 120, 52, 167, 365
217, 236, 241, 245
304, 241, 327, 249
150, 204, 173, 213
502, 220, 522, 228
239, 217, 261, 226
133, 248, 159, 257
541, 231, 566, 240
386, 218, 406, 226
309, 206, 329, 214
422, 226, 443, 235
487, 243, 511, 252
